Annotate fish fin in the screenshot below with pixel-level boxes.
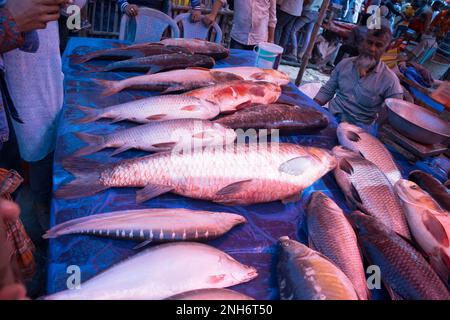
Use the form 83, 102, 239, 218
110, 116, 127, 124
69, 105, 102, 124
350, 183, 363, 205
135, 184, 173, 203
146, 65, 164, 75
133, 240, 153, 250
282, 192, 302, 204
55, 158, 109, 199
279, 156, 311, 176
339, 158, 354, 175
110, 144, 133, 156
93, 78, 123, 97
73, 132, 106, 156
180, 105, 199, 111
210, 71, 244, 82
151, 142, 177, 150
422, 210, 449, 247
215, 180, 253, 196
146, 114, 167, 121
346, 131, 361, 142
235, 100, 253, 111
207, 274, 226, 284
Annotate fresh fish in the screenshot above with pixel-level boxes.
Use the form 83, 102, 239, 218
306, 192, 369, 300
337, 122, 401, 186
72, 119, 236, 156
159, 38, 229, 60
215, 104, 328, 132
333, 146, 411, 239
350, 210, 450, 300
186, 81, 282, 113
395, 179, 450, 286
43, 208, 246, 244
211, 67, 290, 86
69, 43, 192, 64
95, 68, 243, 96
70, 95, 220, 124
44, 242, 258, 300
166, 288, 254, 300
409, 170, 450, 212
102, 53, 215, 73
277, 236, 359, 300
56, 143, 336, 205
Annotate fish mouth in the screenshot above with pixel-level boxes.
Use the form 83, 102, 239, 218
244, 267, 259, 281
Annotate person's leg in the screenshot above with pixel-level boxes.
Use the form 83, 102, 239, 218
297, 12, 319, 58
275, 9, 295, 45
288, 15, 308, 57
279, 16, 297, 53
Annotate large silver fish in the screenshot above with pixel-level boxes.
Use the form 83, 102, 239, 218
44, 242, 258, 300
56, 143, 336, 205
43, 208, 246, 244
72, 119, 237, 156
333, 146, 411, 239
277, 236, 359, 300
395, 179, 450, 286
350, 210, 450, 300
306, 192, 369, 300
166, 288, 254, 300
70, 95, 220, 124
337, 122, 401, 186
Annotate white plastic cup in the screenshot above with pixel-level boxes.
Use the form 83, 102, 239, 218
254, 42, 284, 69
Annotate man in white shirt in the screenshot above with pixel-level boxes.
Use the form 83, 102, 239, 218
204, 0, 277, 49
275, 0, 304, 49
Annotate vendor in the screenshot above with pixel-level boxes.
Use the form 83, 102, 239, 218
118, 0, 202, 21
203, 0, 277, 50
314, 26, 403, 135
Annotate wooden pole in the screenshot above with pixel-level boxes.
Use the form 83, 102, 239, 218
295, 0, 331, 86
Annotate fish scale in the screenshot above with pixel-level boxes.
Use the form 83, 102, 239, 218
333, 147, 411, 239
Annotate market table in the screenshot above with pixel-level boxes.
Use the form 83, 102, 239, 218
47, 37, 438, 300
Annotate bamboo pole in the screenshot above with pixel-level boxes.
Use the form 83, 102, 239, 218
295, 0, 331, 86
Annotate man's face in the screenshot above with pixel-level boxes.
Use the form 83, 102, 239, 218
359, 34, 390, 62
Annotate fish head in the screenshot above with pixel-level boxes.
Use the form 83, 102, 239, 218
278, 236, 312, 259
307, 191, 341, 217
198, 99, 221, 118
215, 253, 258, 285
394, 179, 443, 212
254, 69, 291, 86
337, 122, 366, 149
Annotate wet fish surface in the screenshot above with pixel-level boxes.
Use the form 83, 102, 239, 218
337, 122, 401, 186
70, 94, 220, 124
44, 242, 258, 300
72, 119, 236, 156
186, 80, 282, 113
306, 192, 369, 300
102, 53, 215, 73
395, 179, 450, 286
333, 146, 411, 239
56, 143, 336, 205
409, 170, 450, 212
165, 288, 254, 300
43, 208, 246, 243
215, 104, 329, 133
277, 236, 359, 300
350, 211, 450, 300
158, 38, 229, 60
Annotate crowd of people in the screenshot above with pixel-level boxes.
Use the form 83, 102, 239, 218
0, 0, 448, 300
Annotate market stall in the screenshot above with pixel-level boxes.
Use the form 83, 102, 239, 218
46, 37, 446, 300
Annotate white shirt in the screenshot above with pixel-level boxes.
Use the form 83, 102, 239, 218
3, 22, 64, 162
277, 0, 303, 16
220, 0, 278, 45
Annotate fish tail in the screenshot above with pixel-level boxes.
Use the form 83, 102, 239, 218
93, 79, 123, 97
70, 105, 102, 124
73, 132, 106, 156
55, 157, 110, 199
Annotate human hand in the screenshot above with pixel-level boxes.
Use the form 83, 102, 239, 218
202, 13, 216, 26
0, 284, 28, 300
6, 0, 68, 33
0, 199, 20, 222
191, 9, 202, 22
125, 4, 139, 17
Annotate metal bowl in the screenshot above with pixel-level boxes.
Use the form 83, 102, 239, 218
385, 98, 450, 145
